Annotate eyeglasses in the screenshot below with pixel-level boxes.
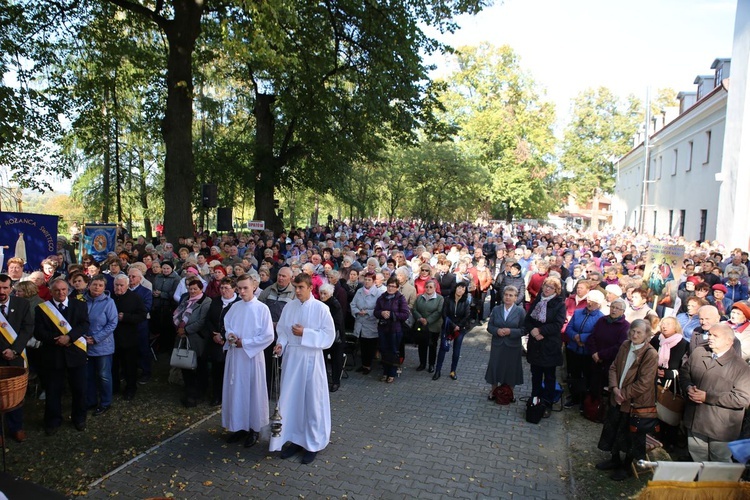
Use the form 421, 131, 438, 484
421, 269, 430, 273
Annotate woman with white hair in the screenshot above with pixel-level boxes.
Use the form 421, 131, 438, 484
563, 289, 605, 409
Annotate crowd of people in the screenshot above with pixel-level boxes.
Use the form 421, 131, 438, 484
2, 219, 750, 471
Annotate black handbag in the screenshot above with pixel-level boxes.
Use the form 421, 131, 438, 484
525, 397, 546, 424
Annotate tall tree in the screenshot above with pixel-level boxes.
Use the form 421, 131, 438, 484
560, 87, 641, 202
438, 43, 558, 222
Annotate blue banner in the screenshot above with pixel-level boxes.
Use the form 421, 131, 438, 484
82, 224, 117, 263
0, 212, 59, 273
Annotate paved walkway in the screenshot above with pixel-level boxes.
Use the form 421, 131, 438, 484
86, 326, 572, 499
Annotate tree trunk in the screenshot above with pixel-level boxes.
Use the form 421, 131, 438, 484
138, 152, 152, 239
252, 93, 283, 234
113, 78, 122, 224
160, 2, 203, 239
505, 202, 514, 223
101, 89, 110, 222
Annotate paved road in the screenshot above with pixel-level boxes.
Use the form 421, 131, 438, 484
86, 325, 572, 499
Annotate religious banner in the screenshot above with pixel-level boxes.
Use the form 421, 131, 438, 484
644, 243, 685, 314
82, 224, 117, 263
0, 212, 59, 273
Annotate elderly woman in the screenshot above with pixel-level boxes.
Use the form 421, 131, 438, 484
485, 285, 526, 402
85, 274, 118, 415
350, 272, 381, 375
650, 316, 688, 449
525, 276, 566, 417
596, 319, 658, 481
434, 281, 471, 381
564, 289, 605, 409
173, 277, 212, 407
729, 301, 750, 362
320, 283, 346, 392
413, 280, 445, 373
374, 277, 410, 383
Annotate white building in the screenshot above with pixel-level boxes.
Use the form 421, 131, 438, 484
612, 0, 750, 248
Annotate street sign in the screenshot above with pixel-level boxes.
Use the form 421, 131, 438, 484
247, 220, 265, 230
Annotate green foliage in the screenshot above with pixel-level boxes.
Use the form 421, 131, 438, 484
561, 87, 641, 201
436, 43, 558, 221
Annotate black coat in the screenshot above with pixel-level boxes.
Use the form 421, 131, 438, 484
0, 296, 34, 367
202, 295, 241, 362
323, 297, 346, 342
112, 290, 148, 349
524, 294, 566, 367
436, 272, 456, 298
35, 299, 90, 368
493, 272, 526, 306
443, 296, 471, 331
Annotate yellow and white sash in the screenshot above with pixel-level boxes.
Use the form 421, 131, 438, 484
0, 306, 27, 367
38, 301, 87, 353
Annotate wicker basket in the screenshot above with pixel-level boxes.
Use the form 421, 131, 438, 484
0, 367, 28, 411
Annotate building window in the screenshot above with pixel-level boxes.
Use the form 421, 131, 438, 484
687, 141, 693, 171
704, 131, 711, 164
650, 158, 657, 181
669, 210, 674, 235
699, 209, 708, 242
653, 210, 658, 236
715, 66, 723, 87
658, 155, 663, 179
679, 210, 686, 237
672, 149, 678, 176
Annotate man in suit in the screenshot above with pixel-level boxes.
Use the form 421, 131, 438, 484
34, 278, 90, 435
127, 268, 153, 384
0, 274, 34, 442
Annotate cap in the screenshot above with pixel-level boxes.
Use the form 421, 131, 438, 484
604, 284, 623, 297
586, 290, 605, 305
712, 283, 728, 293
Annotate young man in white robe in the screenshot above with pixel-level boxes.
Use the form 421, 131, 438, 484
222, 272, 275, 448
271, 273, 336, 464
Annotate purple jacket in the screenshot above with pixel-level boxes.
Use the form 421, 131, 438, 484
585, 315, 630, 368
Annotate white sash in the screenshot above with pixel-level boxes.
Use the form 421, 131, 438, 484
38, 301, 87, 353
0, 306, 27, 367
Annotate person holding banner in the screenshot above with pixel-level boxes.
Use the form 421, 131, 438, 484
0, 274, 34, 442
35, 278, 90, 435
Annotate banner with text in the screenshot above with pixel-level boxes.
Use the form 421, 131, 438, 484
0, 212, 59, 272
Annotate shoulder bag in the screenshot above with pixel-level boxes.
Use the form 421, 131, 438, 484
655, 378, 685, 426
170, 336, 198, 370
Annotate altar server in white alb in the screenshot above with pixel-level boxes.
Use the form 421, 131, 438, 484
222, 272, 274, 448
271, 273, 335, 464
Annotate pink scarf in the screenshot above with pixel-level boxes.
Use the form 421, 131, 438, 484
657, 333, 683, 368
173, 293, 204, 328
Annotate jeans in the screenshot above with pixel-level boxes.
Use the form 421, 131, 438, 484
87, 354, 113, 408
435, 331, 466, 374
530, 364, 557, 405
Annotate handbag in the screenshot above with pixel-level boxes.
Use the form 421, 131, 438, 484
656, 379, 685, 426
170, 336, 198, 370
582, 391, 607, 423
525, 397, 546, 424
629, 406, 659, 433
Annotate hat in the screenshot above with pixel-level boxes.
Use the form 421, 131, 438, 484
208, 260, 221, 268
731, 302, 750, 320
185, 265, 199, 275
712, 283, 728, 293
586, 290, 605, 305
161, 260, 174, 269
213, 265, 227, 276
604, 284, 623, 297
686, 276, 701, 285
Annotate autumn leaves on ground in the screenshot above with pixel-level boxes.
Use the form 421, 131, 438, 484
6, 359, 215, 497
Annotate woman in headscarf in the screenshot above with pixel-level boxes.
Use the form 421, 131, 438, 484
596, 319, 658, 481
525, 276, 566, 418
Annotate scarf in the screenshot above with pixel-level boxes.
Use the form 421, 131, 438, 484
530, 294, 555, 323
173, 293, 204, 328
619, 341, 645, 388
363, 286, 373, 296
221, 293, 237, 307
656, 333, 683, 368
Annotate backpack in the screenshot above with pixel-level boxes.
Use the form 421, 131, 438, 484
493, 384, 515, 405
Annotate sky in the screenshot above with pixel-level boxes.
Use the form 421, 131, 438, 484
425, 0, 737, 128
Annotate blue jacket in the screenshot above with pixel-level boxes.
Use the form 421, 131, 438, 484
565, 307, 603, 354
85, 291, 118, 356
724, 280, 749, 303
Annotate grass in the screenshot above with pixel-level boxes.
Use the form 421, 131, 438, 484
4, 357, 216, 497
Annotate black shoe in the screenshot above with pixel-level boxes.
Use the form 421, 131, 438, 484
595, 458, 622, 471
138, 375, 150, 385
301, 450, 317, 464
610, 468, 631, 481
211, 398, 222, 407
563, 398, 577, 409
432, 372, 441, 381
329, 384, 340, 393
93, 406, 110, 417
488, 393, 496, 401
449, 371, 457, 380
427, 365, 435, 374
124, 393, 135, 401
361, 367, 371, 375
355, 366, 365, 373
280, 443, 303, 459
74, 422, 86, 432
243, 431, 259, 448
45, 426, 59, 436
542, 407, 552, 418
226, 430, 248, 444
416, 365, 426, 372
